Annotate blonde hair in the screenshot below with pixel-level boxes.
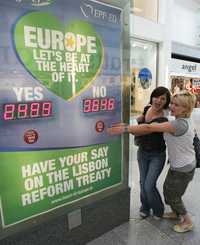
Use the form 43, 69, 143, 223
173, 90, 196, 117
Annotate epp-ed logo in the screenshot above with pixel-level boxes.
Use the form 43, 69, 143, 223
80, 3, 94, 18
80, 2, 118, 23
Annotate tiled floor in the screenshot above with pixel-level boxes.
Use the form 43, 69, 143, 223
87, 112, 200, 245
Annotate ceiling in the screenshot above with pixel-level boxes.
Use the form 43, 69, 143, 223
175, 0, 200, 10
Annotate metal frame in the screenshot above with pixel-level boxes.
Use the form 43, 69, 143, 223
99, 0, 130, 188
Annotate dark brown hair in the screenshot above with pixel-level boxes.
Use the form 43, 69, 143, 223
149, 86, 171, 109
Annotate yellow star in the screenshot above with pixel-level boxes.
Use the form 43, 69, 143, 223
65, 36, 75, 48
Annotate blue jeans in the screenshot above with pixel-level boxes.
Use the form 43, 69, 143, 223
137, 148, 166, 217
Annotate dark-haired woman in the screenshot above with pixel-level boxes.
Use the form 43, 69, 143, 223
134, 87, 171, 219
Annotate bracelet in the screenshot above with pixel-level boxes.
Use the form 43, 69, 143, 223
124, 125, 129, 133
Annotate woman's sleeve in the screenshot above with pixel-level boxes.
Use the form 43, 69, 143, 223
170, 119, 188, 136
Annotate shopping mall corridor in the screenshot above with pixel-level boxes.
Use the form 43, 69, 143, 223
87, 110, 200, 245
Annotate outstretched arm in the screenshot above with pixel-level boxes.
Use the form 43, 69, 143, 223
107, 121, 175, 135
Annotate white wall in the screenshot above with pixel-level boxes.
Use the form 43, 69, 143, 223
130, 0, 172, 85
131, 0, 200, 92
130, 15, 164, 42
172, 0, 200, 47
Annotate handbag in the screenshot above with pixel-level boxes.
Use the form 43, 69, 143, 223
181, 119, 200, 169
193, 131, 200, 168
134, 135, 143, 146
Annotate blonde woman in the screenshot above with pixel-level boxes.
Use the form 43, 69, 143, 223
108, 91, 196, 233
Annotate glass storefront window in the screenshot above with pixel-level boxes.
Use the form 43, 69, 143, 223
132, 0, 158, 23
130, 38, 157, 114
170, 76, 200, 107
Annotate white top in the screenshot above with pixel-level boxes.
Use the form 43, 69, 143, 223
164, 118, 196, 171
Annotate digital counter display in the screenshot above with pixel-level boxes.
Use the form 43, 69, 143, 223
3, 101, 52, 120
83, 98, 115, 113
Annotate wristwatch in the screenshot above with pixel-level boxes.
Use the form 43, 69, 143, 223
124, 125, 129, 133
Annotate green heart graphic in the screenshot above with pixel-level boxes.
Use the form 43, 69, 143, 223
14, 12, 103, 100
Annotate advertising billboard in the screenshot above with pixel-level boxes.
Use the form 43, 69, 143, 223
0, 0, 123, 228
